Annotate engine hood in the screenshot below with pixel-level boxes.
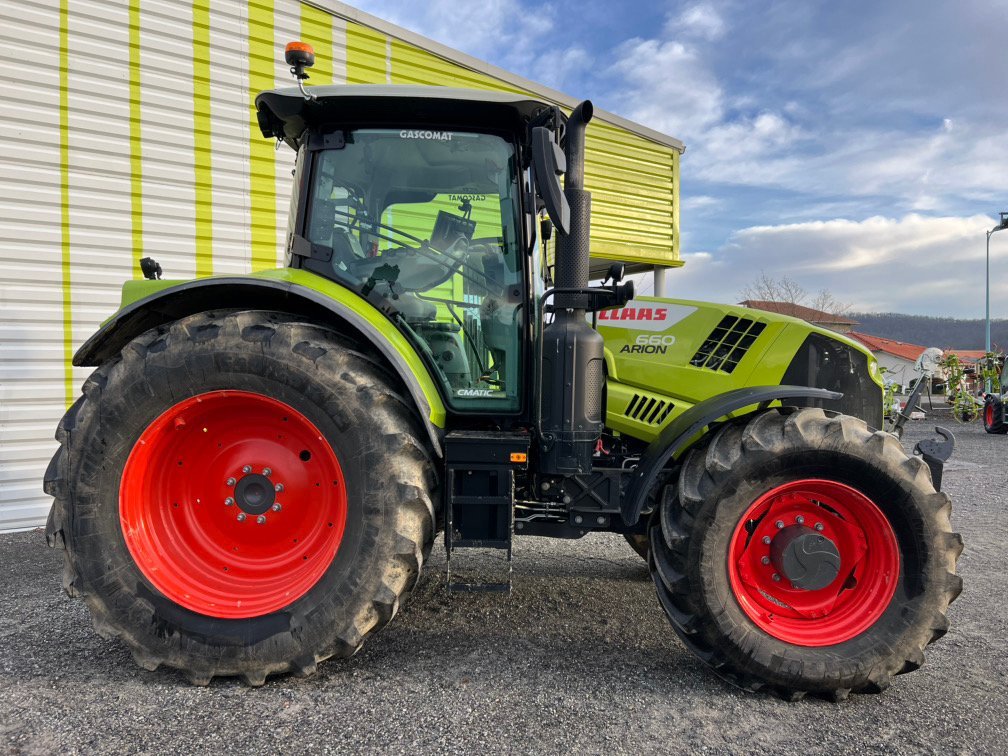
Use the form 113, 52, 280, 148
597, 297, 883, 440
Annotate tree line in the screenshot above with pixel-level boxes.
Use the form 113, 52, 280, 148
849, 312, 1008, 351
738, 274, 1005, 350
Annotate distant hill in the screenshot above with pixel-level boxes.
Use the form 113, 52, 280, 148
850, 312, 1008, 351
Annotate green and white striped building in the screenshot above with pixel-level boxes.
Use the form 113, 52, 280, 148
0, 0, 683, 531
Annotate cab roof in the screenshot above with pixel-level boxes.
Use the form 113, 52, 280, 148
255, 85, 557, 148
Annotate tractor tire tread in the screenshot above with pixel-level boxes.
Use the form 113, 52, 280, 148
43, 310, 438, 686
649, 407, 962, 700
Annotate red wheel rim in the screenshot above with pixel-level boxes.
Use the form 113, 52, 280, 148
985, 403, 994, 426
120, 390, 347, 619
727, 479, 899, 646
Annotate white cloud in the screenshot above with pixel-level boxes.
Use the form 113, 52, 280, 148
533, 45, 594, 92
665, 214, 1007, 319
353, 0, 555, 71
607, 36, 725, 137
691, 111, 805, 171
679, 115, 1007, 217
672, 3, 726, 40
602, 9, 804, 180
682, 194, 723, 211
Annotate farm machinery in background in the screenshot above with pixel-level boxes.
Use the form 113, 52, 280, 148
980, 352, 1008, 433
939, 351, 1005, 429
887, 347, 943, 438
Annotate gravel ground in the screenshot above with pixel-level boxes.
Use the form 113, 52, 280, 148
1, 419, 1005, 755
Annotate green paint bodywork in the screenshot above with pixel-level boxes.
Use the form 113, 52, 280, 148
114, 280, 879, 447
599, 296, 882, 443
117, 269, 448, 429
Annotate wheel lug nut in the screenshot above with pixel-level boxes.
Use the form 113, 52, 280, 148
815, 522, 824, 532
772, 573, 781, 582
775, 520, 784, 529
224, 497, 234, 507
256, 515, 267, 524
762, 536, 771, 545
761, 556, 770, 565
226, 477, 236, 487
796, 515, 805, 525
263, 468, 272, 477
274, 483, 284, 492
242, 465, 252, 474
237, 513, 246, 522
271, 503, 282, 512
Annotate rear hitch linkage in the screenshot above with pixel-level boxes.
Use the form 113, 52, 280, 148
913, 426, 955, 491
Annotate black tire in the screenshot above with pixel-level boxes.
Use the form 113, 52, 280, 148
44, 310, 438, 685
983, 397, 1008, 434
648, 407, 963, 700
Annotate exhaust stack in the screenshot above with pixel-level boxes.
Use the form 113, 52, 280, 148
552, 100, 593, 299
540, 100, 605, 476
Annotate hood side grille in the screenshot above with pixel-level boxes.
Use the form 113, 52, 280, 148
625, 393, 674, 425
690, 316, 766, 373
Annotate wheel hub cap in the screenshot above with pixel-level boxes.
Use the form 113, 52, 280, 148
233, 472, 276, 515
770, 525, 841, 591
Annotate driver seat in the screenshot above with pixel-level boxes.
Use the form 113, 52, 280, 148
331, 227, 365, 264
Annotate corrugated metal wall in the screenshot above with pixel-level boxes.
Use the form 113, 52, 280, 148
0, 0, 680, 531
0, 0, 66, 532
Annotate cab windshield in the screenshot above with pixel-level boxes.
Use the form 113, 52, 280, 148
304, 129, 523, 411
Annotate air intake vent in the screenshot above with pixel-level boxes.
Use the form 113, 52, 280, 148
624, 393, 674, 425
690, 316, 766, 373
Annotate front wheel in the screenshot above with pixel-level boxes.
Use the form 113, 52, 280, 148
44, 310, 438, 685
649, 408, 962, 699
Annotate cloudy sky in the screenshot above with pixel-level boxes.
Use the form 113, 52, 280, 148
357, 0, 1008, 318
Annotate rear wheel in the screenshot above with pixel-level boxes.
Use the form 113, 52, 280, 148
45, 310, 438, 685
649, 408, 962, 699
983, 397, 1007, 433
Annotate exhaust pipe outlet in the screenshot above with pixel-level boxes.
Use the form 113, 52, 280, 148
563, 100, 593, 191
540, 100, 604, 476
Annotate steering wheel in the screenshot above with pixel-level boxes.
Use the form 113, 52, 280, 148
348, 235, 471, 293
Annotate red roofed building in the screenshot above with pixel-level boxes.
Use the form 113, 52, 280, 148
949, 349, 987, 361
848, 332, 986, 392
847, 332, 925, 390
739, 301, 859, 334
848, 332, 925, 362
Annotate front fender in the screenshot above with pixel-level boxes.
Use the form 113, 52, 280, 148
75, 269, 447, 455
620, 385, 842, 525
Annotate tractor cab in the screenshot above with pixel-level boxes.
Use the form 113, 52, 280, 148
257, 85, 563, 415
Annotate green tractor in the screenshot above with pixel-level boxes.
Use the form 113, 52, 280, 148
44, 43, 962, 699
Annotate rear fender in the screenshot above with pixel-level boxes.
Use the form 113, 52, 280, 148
621, 385, 841, 525
75, 272, 447, 455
